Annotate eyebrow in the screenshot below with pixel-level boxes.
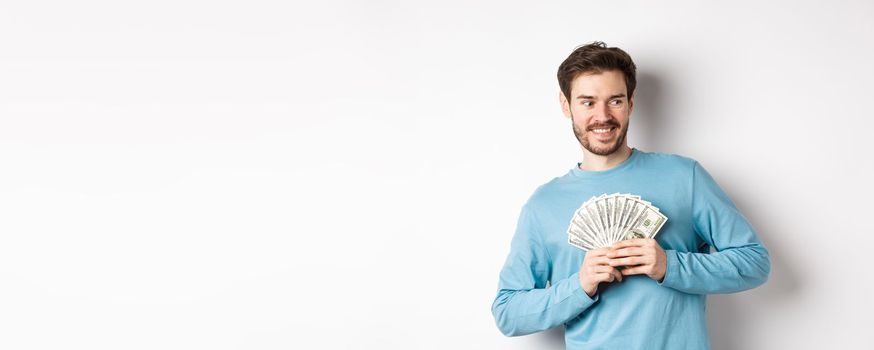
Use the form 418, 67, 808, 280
575, 94, 627, 100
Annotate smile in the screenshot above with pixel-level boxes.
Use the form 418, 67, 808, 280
586, 125, 619, 142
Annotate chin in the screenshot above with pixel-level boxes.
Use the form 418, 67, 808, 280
585, 141, 622, 156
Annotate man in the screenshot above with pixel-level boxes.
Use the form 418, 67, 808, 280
491, 41, 770, 349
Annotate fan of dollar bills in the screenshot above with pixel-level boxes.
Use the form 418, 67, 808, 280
567, 193, 668, 251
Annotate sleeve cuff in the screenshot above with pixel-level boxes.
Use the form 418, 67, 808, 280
569, 272, 600, 305
657, 249, 679, 288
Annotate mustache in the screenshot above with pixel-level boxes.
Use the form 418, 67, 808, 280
587, 121, 620, 131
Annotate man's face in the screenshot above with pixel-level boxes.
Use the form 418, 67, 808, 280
560, 70, 633, 156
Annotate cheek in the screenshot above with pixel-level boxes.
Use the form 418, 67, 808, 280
571, 108, 590, 122
614, 110, 630, 123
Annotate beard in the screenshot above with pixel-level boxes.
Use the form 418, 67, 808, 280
571, 114, 629, 156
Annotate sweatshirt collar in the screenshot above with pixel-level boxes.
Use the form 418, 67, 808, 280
570, 148, 642, 179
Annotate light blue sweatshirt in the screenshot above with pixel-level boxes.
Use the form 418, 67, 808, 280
491, 148, 770, 349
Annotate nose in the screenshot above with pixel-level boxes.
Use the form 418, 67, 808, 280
591, 101, 611, 122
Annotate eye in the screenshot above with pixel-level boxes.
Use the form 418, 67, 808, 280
581, 101, 594, 107
609, 99, 624, 106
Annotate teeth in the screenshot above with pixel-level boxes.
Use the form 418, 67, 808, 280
592, 128, 612, 133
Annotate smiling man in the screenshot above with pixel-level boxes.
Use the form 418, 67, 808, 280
491, 42, 771, 349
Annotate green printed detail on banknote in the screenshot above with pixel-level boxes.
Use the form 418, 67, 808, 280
566, 193, 668, 251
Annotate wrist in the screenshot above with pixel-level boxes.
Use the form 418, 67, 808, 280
578, 275, 595, 297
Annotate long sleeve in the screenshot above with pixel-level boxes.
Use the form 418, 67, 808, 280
491, 203, 598, 337
658, 161, 771, 294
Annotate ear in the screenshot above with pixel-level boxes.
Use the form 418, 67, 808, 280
628, 97, 634, 115
559, 91, 572, 119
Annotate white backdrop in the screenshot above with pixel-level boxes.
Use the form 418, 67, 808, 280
1, 1, 873, 349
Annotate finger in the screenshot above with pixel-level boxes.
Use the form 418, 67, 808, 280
612, 254, 655, 267
585, 256, 615, 267
610, 238, 648, 250
609, 256, 646, 267
587, 247, 612, 257
587, 265, 617, 274
606, 247, 645, 258
597, 271, 615, 283
595, 266, 622, 282
620, 266, 649, 276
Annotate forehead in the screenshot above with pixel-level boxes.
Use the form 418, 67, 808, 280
570, 70, 628, 98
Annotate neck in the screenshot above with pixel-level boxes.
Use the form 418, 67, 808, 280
579, 145, 633, 171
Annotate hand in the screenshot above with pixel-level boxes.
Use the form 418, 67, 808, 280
606, 238, 667, 282
578, 247, 623, 297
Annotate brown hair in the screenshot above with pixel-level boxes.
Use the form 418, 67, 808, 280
557, 41, 637, 101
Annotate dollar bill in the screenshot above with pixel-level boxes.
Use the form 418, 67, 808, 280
566, 193, 669, 251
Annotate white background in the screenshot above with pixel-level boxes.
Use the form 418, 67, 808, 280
1, 1, 872, 349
